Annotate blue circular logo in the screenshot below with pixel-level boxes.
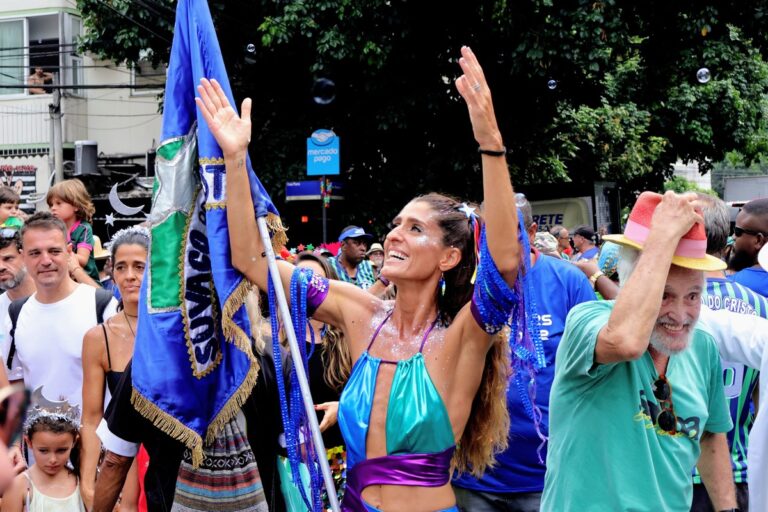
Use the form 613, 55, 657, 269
310, 129, 336, 146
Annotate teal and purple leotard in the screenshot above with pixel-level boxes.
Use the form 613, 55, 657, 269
304, 225, 530, 512
337, 311, 457, 512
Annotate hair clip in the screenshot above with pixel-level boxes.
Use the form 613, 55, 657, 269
458, 203, 476, 219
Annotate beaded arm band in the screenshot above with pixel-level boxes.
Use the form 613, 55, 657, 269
470, 228, 520, 333
469, 221, 549, 461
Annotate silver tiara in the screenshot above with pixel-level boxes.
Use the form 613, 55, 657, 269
106, 225, 151, 257
23, 387, 80, 433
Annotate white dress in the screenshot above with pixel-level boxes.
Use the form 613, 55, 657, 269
24, 472, 85, 512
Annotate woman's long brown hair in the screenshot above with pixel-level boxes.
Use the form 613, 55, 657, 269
415, 193, 511, 476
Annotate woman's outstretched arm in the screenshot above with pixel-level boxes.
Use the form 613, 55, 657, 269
195, 78, 292, 295
195, 79, 378, 338
455, 46, 520, 286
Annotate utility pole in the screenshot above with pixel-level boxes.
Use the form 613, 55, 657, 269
50, 88, 64, 183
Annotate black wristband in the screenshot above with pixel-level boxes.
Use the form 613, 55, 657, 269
478, 146, 507, 157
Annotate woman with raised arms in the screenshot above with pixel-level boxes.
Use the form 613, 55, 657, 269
197, 46, 522, 512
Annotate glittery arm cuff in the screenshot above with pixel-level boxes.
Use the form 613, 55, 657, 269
471, 229, 520, 334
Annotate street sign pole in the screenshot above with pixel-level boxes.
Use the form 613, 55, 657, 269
307, 129, 339, 245
321, 175, 327, 243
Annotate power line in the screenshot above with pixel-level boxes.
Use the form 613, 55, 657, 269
0, 83, 163, 90
0, 111, 160, 118
89, 0, 172, 44
133, 0, 175, 22
66, 112, 160, 118
135, 0, 176, 17
0, 43, 77, 52
0, 50, 79, 59
0, 64, 165, 75
74, 96, 161, 104
65, 115, 160, 131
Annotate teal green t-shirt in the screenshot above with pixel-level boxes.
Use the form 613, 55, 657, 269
542, 301, 732, 512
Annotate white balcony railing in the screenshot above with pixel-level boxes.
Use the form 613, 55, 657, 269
0, 94, 88, 149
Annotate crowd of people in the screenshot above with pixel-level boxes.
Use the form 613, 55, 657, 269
0, 46, 763, 512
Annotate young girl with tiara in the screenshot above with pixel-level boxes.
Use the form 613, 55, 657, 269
46, 179, 100, 285
1, 391, 85, 512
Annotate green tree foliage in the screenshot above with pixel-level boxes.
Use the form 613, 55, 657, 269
663, 176, 717, 196
76, 0, 768, 234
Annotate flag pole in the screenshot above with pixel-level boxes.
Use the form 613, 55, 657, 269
256, 215, 341, 512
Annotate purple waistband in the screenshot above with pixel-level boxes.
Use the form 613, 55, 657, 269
342, 447, 455, 512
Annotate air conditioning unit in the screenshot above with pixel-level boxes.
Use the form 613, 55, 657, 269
74, 140, 98, 175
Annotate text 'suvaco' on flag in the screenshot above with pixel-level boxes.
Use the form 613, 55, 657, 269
132, 0, 286, 466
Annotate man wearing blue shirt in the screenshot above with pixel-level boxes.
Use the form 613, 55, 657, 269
453, 196, 595, 511
730, 198, 768, 297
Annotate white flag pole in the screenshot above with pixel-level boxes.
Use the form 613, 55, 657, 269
256, 215, 341, 512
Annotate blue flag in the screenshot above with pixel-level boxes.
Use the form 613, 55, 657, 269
132, 0, 285, 465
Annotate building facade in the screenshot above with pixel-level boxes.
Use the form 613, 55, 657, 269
0, 0, 163, 211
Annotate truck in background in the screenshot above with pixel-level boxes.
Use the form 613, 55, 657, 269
724, 175, 768, 220
523, 181, 622, 234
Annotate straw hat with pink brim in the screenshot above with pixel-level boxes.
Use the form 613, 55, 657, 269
602, 191, 727, 272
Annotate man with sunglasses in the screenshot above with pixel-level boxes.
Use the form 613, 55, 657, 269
689, 193, 767, 511
549, 225, 572, 260
730, 198, 768, 297
697, 242, 768, 512
543, 192, 737, 512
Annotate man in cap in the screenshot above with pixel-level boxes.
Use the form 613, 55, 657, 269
542, 191, 736, 511
729, 198, 768, 296
366, 242, 385, 272
570, 225, 599, 262
328, 225, 377, 289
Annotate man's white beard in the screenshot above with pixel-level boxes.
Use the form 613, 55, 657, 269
649, 328, 692, 356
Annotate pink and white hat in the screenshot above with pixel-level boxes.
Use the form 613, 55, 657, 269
603, 191, 726, 271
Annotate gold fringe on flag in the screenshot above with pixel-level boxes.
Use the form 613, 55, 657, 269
131, 389, 205, 467
208, 277, 261, 445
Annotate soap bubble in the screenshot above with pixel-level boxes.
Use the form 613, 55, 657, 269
696, 67, 711, 84
246, 43, 256, 53
312, 78, 336, 105
547, 79, 558, 90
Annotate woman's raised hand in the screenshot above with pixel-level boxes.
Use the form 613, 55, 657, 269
455, 46, 503, 151
195, 78, 252, 156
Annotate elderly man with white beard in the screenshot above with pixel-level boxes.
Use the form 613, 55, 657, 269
542, 191, 738, 512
